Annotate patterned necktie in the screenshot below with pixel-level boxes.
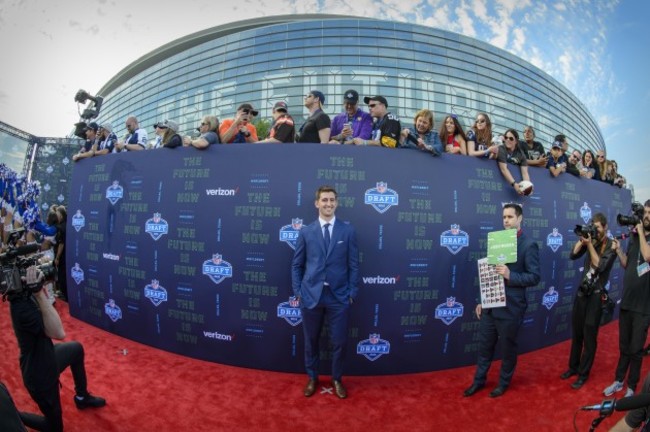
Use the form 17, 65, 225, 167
323, 223, 331, 250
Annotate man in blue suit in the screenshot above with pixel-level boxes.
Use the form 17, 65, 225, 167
291, 185, 359, 399
464, 203, 541, 398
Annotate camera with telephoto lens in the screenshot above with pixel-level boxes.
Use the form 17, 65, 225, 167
574, 223, 597, 239
617, 202, 644, 227
0, 230, 56, 298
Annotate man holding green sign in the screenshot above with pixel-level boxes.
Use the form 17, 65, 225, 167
464, 203, 541, 398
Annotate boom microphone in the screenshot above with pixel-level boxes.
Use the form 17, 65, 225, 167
582, 394, 650, 412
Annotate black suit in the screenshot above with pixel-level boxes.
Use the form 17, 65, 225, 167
472, 231, 540, 388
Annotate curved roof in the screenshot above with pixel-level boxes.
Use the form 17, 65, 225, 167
98, 14, 357, 97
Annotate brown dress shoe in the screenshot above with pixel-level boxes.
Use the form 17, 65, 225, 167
304, 379, 318, 397
333, 380, 347, 399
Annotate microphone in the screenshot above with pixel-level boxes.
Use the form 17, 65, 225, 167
582, 394, 650, 413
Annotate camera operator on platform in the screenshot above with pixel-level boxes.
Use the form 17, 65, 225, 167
561, 213, 616, 389
7, 264, 105, 431
603, 200, 650, 398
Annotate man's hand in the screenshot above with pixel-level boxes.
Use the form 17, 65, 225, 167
611, 238, 620, 253
23, 266, 45, 293
475, 304, 482, 320
495, 264, 510, 280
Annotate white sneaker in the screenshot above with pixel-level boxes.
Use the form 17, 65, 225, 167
625, 387, 634, 397
603, 381, 624, 396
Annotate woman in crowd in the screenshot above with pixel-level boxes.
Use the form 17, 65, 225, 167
160, 120, 183, 148
439, 115, 467, 155
399, 109, 443, 155
594, 150, 608, 182
610, 160, 626, 188
184, 115, 221, 148
581, 150, 596, 179
466, 112, 496, 158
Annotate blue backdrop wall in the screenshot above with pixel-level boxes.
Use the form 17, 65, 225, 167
67, 144, 631, 375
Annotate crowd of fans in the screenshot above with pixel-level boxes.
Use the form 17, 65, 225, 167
72, 88, 626, 191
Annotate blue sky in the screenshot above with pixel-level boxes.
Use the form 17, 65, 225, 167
0, 0, 647, 199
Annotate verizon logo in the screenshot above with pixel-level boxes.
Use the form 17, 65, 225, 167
362, 276, 399, 285
203, 331, 233, 341
205, 187, 237, 196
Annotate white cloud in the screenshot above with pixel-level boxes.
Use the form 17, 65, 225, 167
512, 27, 525, 52
457, 5, 477, 38
554, 2, 567, 11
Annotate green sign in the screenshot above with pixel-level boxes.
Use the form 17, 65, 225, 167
487, 229, 517, 264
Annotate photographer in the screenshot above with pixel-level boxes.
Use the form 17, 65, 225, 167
561, 213, 616, 389
8, 265, 105, 432
603, 200, 650, 398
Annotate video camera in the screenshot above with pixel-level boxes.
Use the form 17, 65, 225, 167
574, 223, 597, 239
0, 230, 56, 298
617, 202, 644, 227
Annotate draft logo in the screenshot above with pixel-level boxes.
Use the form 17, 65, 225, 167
547, 228, 563, 252
202, 253, 233, 285
72, 210, 85, 232
104, 299, 122, 322
357, 333, 391, 361
279, 218, 303, 250
440, 224, 469, 255
580, 202, 592, 224
542, 286, 559, 310
71, 263, 84, 285
276, 297, 302, 326
144, 279, 168, 307
105, 180, 124, 205
435, 297, 464, 325
145, 213, 169, 240
364, 182, 399, 214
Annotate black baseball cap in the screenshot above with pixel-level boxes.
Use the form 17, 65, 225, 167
343, 89, 359, 103
273, 101, 288, 112
363, 95, 388, 107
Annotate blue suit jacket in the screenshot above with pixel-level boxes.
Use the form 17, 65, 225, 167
291, 218, 360, 309
490, 231, 541, 320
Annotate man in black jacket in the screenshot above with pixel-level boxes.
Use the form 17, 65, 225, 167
464, 203, 541, 398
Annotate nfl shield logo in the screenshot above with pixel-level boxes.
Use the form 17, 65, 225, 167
279, 218, 303, 250
72, 210, 85, 232
364, 181, 399, 214
145, 212, 169, 241
71, 263, 84, 285
547, 228, 563, 252
105, 299, 123, 322
356, 333, 391, 361
542, 287, 559, 310
276, 299, 302, 326
440, 224, 470, 255
434, 297, 464, 325
580, 202, 592, 224
144, 279, 168, 307
202, 253, 233, 285
105, 181, 124, 205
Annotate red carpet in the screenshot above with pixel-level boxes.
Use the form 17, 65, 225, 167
1, 300, 643, 432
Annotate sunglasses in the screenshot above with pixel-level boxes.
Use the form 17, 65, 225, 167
368, 103, 378, 108
597, 155, 605, 158
505, 136, 516, 141
200, 122, 209, 126
476, 119, 486, 124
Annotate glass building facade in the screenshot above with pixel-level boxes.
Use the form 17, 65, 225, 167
95, 14, 604, 154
